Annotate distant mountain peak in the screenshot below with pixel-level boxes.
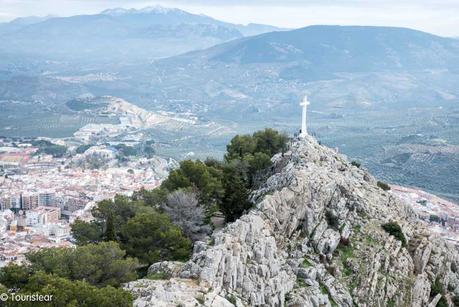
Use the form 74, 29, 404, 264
101, 5, 183, 16
100, 8, 129, 16
140, 5, 183, 14
8, 15, 54, 25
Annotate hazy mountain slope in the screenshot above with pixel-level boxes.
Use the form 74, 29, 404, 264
0, 6, 282, 65
182, 25, 459, 70
143, 25, 459, 115
0, 16, 51, 35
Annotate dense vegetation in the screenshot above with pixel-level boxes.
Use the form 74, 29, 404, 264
114, 143, 156, 159
1, 272, 132, 307
158, 128, 288, 221
0, 129, 288, 306
0, 243, 134, 306
71, 196, 191, 266
25, 242, 138, 287
31, 140, 67, 158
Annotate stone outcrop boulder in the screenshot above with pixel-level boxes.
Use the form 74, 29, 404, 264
147, 261, 184, 279
126, 136, 459, 306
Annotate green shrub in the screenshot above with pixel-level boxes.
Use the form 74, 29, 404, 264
71, 219, 104, 245
353, 224, 361, 233
226, 294, 237, 305
382, 222, 406, 247
9, 272, 132, 307
351, 161, 361, 168
431, 277, 443, 296
121, 211, 191, 265
161, 160, 224, 205
429, 215, 441, 223
387, 298, 396, 307
437, 297, 448, 307
25, 241, 138, 287
320, 283, 329, 295
195, 294, 205, 304
377, 181, 391, 191
338, 244, 354, 263
225, 128, 288, 161
302, 258, 312, 268
296, 278, 306, 288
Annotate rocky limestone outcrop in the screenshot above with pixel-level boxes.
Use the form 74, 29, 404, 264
126, 136, 459, 306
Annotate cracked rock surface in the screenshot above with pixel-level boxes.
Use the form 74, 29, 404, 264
126, 136, 459, 306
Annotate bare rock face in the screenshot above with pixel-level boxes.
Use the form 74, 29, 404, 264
125, 278, 237, 307
126, 136, 459, 306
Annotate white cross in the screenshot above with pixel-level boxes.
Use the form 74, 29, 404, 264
300, 96, 310, 137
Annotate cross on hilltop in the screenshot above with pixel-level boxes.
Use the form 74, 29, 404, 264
299, 96, 310, 137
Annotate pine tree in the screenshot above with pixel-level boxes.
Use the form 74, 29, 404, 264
104, 212, 116, 242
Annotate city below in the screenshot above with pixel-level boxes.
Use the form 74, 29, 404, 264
0, 136, 175, 266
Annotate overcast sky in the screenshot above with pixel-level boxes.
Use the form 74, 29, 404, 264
1, 0, 458, 37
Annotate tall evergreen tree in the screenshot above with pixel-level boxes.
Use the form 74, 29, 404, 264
221, 162, 252, 222
104, 212, 116, 242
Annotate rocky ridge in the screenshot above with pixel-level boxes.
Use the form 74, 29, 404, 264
126, 136, 459, 306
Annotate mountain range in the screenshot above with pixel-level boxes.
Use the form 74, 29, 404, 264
143, 25, 459, 115
0, 6, 282, 66
201, 25, 459, 71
